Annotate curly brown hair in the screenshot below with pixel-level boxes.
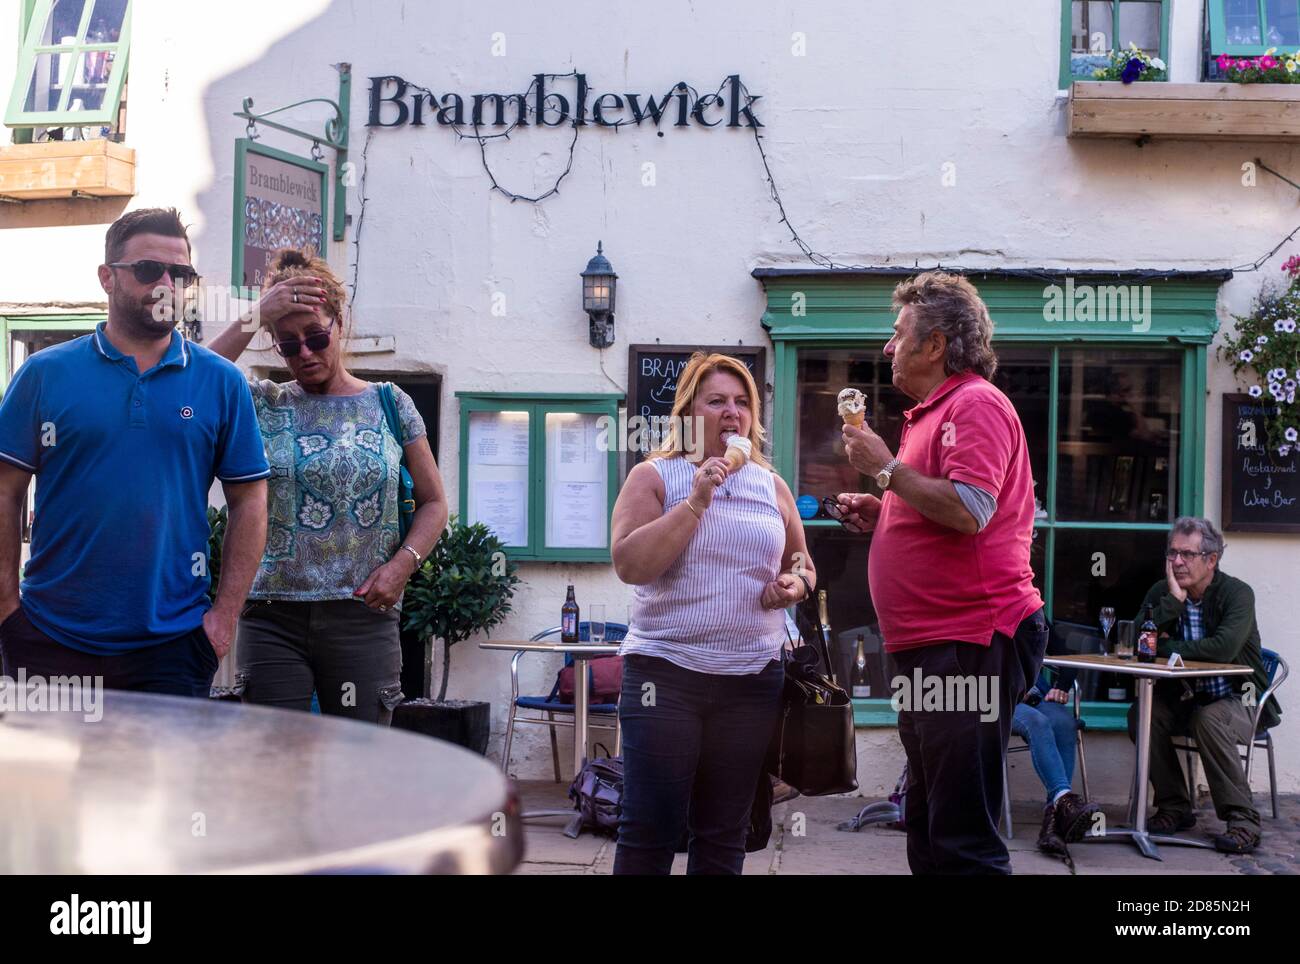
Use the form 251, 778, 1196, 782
265, 247, 348, 338
892, 271, 998, 380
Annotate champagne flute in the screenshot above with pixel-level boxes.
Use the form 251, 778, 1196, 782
1099, 606, 1116, 657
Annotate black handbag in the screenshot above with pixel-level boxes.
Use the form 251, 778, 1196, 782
765, 621, 859, 796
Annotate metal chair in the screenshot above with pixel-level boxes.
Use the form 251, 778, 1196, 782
501, 622, 627, 781
1001, 679, 1091, 839
1167, 649, 1288, 819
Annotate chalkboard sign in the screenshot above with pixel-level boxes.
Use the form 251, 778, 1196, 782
625, 344, 766, 473
1221, 394, 1300, 533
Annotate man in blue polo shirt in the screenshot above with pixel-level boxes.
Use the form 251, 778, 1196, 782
0, 208, 269, 697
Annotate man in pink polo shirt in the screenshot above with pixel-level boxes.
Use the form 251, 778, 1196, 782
835, 272, 1052, 875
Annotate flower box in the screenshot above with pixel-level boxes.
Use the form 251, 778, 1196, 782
0, 139, 135, 201
1068, 82, 1300, 140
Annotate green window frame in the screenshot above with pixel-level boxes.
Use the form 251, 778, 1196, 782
456, 392, 623, 563
757, 269, 1223, 730
1059, 0, 1171, 88
6, 0, 132, 129
1, 313, 104, 392
1209, 0, 1300, 55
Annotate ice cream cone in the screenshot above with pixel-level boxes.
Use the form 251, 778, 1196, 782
837, 388, 867, 428
724, 435, 752, 471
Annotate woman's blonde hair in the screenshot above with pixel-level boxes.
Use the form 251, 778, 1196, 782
646, 352, 771, 469
265, 247, 350, 342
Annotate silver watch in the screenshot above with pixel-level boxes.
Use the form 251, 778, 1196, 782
876, 457, 903, 490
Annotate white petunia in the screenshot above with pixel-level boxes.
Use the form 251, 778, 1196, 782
1249, 385, 1264, 397
1280, 444, 1293, 457
1151, 57, 1166, 70
1240, 349, 1255, 362
1286, 427, 1299, 442
1259, 334, 1270, 344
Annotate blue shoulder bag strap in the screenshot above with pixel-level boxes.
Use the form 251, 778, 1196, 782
377, 382, 416, 541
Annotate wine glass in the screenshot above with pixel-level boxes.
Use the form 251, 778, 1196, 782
1099, 606, 1116, 656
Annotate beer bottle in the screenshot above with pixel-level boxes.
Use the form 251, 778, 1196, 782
851, 634, 872, 699
1137, 605, 1158, 664
561, 585, 580, 643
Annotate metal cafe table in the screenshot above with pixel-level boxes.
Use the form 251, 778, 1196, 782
1043, 652, 1253, 861
0, 689, 522, 874
478, 640, 621, 824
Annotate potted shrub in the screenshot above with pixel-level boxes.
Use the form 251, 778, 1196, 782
395, 516, 521, 754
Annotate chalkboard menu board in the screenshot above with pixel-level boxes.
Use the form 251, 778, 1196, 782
625, 344, 766, 473
1221, 394, 1300, 533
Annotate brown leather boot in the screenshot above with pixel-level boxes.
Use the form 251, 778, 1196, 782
1037, 802, 1069, 857
1053, 792, 1103, 843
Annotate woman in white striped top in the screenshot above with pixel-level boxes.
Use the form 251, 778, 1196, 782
610, 352, 816, 875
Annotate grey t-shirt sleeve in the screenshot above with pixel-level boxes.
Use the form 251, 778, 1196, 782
954, 481, 997, 532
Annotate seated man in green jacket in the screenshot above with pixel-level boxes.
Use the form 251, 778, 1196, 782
1127, 516, 1280, 855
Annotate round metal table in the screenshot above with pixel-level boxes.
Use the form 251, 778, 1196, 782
0, 690, 522, 874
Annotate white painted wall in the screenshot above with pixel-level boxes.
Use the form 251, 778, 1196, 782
1, 1, 1296, 793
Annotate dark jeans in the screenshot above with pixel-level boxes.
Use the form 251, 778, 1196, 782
0, 604, 218, 698
614, 653, 784, 875
237, 599, 404, 725
891, 608, 1048, 875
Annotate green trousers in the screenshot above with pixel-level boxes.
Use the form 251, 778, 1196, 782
1128, 681, 1260, 832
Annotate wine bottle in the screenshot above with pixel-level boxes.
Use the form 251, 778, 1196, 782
851, 633, 872, 699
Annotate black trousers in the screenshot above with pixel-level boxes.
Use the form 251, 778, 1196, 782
890, 608, 1048, 875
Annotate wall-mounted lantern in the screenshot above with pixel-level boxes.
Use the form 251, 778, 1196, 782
581, 241, 617, 348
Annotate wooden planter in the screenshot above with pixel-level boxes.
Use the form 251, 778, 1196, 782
0, 139, 135, 200
1069, 81, 1300, 140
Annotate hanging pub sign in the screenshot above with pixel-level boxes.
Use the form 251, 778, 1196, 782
1221, 394, 1300, 533
231, 139, 328, 287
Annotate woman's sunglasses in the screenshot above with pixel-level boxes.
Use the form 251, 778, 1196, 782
273, 319, 334, 358
107, 260, 200, 285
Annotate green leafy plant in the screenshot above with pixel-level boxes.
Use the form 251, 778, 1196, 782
1219, 267, 1300, 459
402, 515, 521, 702
206, 504, 227, 601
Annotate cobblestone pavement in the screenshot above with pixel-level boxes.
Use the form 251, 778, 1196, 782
513, 780, 1300, 875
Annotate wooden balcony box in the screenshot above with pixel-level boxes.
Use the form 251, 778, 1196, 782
0, 139, 135, 201
1069, 81, 1300, 140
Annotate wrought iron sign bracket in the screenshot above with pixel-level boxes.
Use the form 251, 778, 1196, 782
234, 63, 351, 241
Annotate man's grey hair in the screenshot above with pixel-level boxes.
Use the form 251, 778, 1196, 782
891, 271, 999, 380
1168, 516, 1225, 558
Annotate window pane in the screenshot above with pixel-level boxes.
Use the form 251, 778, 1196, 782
1265, 0, 1300, 45
466, 410, 530, 547
1051, 527, 1168, 626
86, 0, 127, 43
795, 347, 908, 514
544, 411, 607, 549
1225, 0, 1264, 45
1056, 349, 1181, 522
22, 52, 66, 113
35, 0, 87, 45
1118, 0, 1162, 55
989, 348, 1051, 522
65, 49, 117, 109
1071, 1, 1114, 79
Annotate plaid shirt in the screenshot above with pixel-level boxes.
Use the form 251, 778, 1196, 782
1182, 599, 1232, 699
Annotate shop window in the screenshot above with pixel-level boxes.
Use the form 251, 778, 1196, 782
1060, 0, 1169, 87
1209, 0, 1300, 55
456, 393, 621, 562
6, 0, 131, 136
789, 343, 1188, 723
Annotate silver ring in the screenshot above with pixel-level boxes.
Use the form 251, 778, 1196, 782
292, 291, 300, 304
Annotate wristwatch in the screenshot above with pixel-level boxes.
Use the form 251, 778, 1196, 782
876, 456, 903, 490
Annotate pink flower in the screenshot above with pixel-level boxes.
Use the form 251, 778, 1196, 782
1218, 54, 1232, 70
1238, 59, 1252, 70
1262, 56, 1279, 69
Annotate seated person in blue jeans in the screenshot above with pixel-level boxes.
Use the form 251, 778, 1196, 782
1013, 663, 1101, 855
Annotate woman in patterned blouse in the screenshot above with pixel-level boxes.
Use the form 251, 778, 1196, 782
209, 248, 448, 724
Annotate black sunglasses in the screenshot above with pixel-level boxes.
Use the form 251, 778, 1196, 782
273, 319, 334, 358
108, 260, 200, 285
821, 496, 858, 531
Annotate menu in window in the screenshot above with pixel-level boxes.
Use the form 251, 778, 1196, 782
467, 410, 530, 546
545, 412, 608, 548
